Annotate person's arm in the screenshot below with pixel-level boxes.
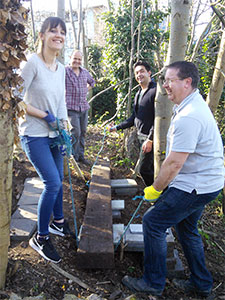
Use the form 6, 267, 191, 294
153, 151, 189, 192
87, 70, 95, 88
142, 88, 155, 153
144, 151, 189, 201
26, 104, 48, 118
87, 84, 92, 91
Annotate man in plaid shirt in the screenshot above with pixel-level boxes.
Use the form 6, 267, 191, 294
65, 50, 95, 164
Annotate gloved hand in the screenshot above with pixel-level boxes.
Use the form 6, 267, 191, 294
58, 144, 67, 156
109, 125, 117, 132
43, 111, 65, 131
144, 185, 162, 202
42, 111, 56, 123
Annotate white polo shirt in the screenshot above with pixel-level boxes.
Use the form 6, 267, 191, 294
167, 89, 224, 194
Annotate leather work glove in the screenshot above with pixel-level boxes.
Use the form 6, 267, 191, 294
144, 185, 162, 202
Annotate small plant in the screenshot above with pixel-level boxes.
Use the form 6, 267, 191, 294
127, 266, 136, 273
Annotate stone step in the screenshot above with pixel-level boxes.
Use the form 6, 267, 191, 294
113, 224, 183, 272
111, 200, 125, 211
113, 224, 175, 255
112, 200, 125, 219
111, 179, 138, 195
10, 177, 43, 240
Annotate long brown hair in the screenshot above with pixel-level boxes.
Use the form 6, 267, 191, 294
39, 17, 67, 61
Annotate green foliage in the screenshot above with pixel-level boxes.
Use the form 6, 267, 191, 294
87, 44, 103, 79
90, 78, 117, 123
210, 192, 225, 219
114, 157, 134, 167
87, 44, 117, 122
100, 0, 169, 122
196, 31, 221, 98
102, 0, 169, 83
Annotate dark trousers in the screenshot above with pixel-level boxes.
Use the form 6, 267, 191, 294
138, 136, 154, 186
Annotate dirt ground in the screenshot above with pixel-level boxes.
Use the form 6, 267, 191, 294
3, 125, 225, 300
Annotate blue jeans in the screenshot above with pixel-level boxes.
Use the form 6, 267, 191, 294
142, 187, 221, 291
20, 136, 64, 236
68, 109, 88, 161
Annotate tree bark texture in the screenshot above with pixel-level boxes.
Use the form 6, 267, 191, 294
166, 0, 191, 64
154, 0, 191, 177
0, 112, 14, 288
206, 30, 225, 114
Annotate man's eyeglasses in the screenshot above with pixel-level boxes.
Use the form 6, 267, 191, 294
162, 78, 183, 85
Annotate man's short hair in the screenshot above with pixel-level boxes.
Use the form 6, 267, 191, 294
134, 60, 151, 72
166, 61, 200, 88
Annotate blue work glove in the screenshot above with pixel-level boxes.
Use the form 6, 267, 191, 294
42, 111, 56, 123
58, 144, 67, 156
43, 111, 65, 131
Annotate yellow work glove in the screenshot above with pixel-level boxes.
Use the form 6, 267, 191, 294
144, 185, 162, 202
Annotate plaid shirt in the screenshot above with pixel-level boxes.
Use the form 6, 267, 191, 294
65, 66, 95, 111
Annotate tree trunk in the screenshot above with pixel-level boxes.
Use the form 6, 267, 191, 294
136, 0, 145, 61
69, 0, 78, 49
0, 112, 14, 288
57, 0, 65, 64
82, 19, 88, 69
154, 0, 191, 177
30, 0, 36, 46
206, 29, 225, 113
78, 0, 83, 50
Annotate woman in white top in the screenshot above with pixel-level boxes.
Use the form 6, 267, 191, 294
19, 17, 71, 263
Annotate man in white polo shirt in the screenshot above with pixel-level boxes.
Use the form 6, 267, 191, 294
122, 61, 224, 297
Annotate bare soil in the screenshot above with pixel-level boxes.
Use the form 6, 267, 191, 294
3, 125, 225, 300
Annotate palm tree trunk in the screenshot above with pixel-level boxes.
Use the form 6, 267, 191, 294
0, 112, 14, 288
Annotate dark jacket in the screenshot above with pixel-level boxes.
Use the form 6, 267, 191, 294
117, 81, 156, 140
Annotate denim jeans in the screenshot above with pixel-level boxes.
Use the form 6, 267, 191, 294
68, 109, 88, 161
142, 187, 221, 291
20, 136, 64, 236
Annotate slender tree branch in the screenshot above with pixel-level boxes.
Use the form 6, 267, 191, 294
102, 84, 139, 127
88, 78, 129, 104
137, 0, 145, 61
210, 1, 225, 27
190, 15, 216, 62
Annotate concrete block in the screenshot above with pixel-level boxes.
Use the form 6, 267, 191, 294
113, 224, 175, 252
111, 200, 125, 210
11, 205, 37, 220
111, 179, 138, 188
18, 192, 40, 206
10, 217, 37, 241
18, 177, 43, 206
129, 224, 142, 233
111, 179, 138, 195
113, 224, 124, 244
24, 177, 44, 192
112, 211, 121, 219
